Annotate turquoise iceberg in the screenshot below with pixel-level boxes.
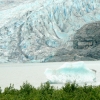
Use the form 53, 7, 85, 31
44, 61, 96, 83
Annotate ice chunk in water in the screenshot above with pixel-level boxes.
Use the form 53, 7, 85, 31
44, 61, 96, 83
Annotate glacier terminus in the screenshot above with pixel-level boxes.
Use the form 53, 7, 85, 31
0, 0, 100, 62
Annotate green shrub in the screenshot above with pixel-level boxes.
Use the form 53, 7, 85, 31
39, 82, 54, 94
4, 84, 17, 95
0, 82, 100, 100
20, 81, 33, 95
0, 87, 2, 94
63, 82, 78, 93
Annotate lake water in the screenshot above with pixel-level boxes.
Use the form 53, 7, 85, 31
0, 61, 100, 91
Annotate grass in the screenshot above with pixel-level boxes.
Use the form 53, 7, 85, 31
0, 82, 100, 100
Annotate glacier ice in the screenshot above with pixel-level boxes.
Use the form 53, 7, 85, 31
0, 0, 100, 62
45, 39, 60, 47
44, 62, 96, 83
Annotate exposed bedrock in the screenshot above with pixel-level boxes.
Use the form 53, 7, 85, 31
73, 21, 100, 60
49, 21, 100, 62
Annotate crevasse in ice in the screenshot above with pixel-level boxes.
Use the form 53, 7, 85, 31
44, 62, 96, 83
0, 0, 100, 62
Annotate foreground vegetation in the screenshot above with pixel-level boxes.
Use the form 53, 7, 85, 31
0, 82, 100, 100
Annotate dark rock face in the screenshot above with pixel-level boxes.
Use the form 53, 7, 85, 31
48, 21, 100, 62
73, 22, 100, 49
73, 22, 100, 60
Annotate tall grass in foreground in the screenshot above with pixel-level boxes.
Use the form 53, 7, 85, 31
0, 82, 100, 100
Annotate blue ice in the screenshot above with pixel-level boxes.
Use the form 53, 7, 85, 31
44, 62, 96, 83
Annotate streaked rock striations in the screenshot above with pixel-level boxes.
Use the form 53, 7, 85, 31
49, 21, 100, 62
73, 22, 100, 60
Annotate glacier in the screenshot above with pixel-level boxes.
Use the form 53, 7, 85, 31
44, 61, 96, 83
0, 0, 100, 62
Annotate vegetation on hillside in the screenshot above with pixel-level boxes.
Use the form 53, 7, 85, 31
0, 82, 100, 100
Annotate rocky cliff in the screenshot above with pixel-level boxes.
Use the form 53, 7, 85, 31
48, 21, 100, 62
